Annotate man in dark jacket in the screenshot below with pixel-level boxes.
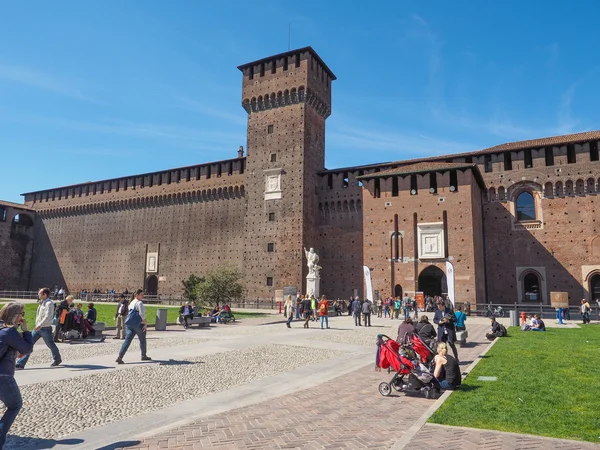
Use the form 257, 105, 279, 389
433, 301, 459, 361
114, 294, 128, 339
179, 302, 194, 329
352, 297, 362, 326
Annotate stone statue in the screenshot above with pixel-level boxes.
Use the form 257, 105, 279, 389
304, 247, 321, 276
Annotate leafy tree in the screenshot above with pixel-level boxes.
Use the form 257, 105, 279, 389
182, 274, 205, 302
196, 265, 244, 308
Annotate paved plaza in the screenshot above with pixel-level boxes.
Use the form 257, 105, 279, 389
3, 314, 597, 449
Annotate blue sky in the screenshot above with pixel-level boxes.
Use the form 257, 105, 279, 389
1, 1, 599, 203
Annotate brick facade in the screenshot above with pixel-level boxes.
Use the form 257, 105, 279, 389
5, 47, 600, 306
0, 201, 35, 290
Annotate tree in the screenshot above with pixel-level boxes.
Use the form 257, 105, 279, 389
182, 274, 204, 302
196, 265, 244, 308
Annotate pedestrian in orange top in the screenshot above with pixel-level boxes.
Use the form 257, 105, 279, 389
318, 295, 330, 329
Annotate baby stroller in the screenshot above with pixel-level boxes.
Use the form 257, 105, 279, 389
407, 334, 436, 371
220, 308, 235, 324
376, 334, 437, 399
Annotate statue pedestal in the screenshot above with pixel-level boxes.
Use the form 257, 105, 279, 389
306, 274, 320, 298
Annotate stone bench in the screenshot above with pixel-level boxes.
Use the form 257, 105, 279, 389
456, 330, 468, 346
189, 316, 211, 328
93, 322, 105, 335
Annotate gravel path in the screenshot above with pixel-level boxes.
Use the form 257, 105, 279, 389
24, 335, 209, 364
8, 345, 342, 442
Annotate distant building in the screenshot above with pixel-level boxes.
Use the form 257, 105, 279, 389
4, 47, 600, 306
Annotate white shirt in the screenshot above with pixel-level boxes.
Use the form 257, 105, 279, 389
36, 298, 55, 328
129, 299, 146, 320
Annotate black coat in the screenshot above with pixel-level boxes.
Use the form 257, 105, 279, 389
433, 308, 456, 342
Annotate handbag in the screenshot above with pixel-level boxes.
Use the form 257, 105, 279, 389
125, 304, 142, 328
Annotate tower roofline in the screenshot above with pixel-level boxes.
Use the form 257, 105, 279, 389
237, 46, 337, 80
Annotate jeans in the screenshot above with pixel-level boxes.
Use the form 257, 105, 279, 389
530, 327, 545, 331
354, 314, 361, 326
437, 378, 457, 390
384, 308, 389, 318
295, 305, 300, 319
119, 325, 147, 359
286, 314, 293, 327
0, 375, 22, 448
404, 308, 410, 320
16, 327, 61, 367
320, 315, 329, 328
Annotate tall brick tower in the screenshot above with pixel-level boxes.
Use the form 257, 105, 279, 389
238, 47, 335, 298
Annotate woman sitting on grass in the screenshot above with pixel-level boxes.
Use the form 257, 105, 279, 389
433, 342, 461, 392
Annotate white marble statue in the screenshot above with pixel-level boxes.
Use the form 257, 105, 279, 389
304, 247, 321, 276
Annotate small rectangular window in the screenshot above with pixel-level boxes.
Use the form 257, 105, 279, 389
185, 169, 191, 182
524, 149, 533, 168
140, 176, 145, 188
268, 212, 275, 221
545, 147, 554, 166
283, 58, 288, 71
267, 243, 274, 252
248, 66, 254, 80
343, 172, 349, 188
465, 156, 472, 163
217, 164, 222, 177
176, 171, 181, 183
267, 124, 274, 134
149, 176, 153, 188
166, 172, 171, 184
206, 166, 211, 179
240, 159, 245, 175
327, 173, 333, 189
295, 53, 300, 68
270, 153, 277, 163
484, 155, 493, 173
0, 207, 6, 222
271, 61, 277, 74
504, 152, 512, 171
228, 162, 233, 176
590, 141, 599, 162
259, 63, 265, 77
567, 144, 576, 164
374, 178, 381, 198
392, 177, 399, 197
266, 277, 273, 286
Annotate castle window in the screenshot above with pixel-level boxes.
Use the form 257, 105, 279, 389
149, 176, 153, 188
271, 61, 276, 74
267, 124, 274, 134
429, 173, 437, 194
268, 212, 275, 221
590, 141, 599, 161
270, 153, 277, 163
206, 165, 211, 179
567, 144, 576, 164
0, 207, 6, 222
449, 171, 458, 192
266, 277, 273, 287
392, 177, 399, 197
484, 155, 492, 173
295, 53, 300, 68
516, 191, 536, 221
409, 175, 418, 195
267, 243, 274, 252
228, 162, 233, 176
240, 159, 245, 175
374, 178, 381, 198
259, 63, 265, 77
283, 57, 288, 71
248, 66, 254, 80
176, 170, 181, 183
524, 149, 533, 168
545, 147, 554, 166
217, 164, 222, 177
465, 156, 472, 163
504, 152, 512, 171
185, 169, 191, 182
327, 173, 333, 189
343, 172, 349, 188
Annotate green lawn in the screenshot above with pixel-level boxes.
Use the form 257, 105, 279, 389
430, 325, 600, 443
1, 303, 267, 326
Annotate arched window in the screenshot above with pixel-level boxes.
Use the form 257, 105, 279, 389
555, 181, 563, 196
488, 187, 496, 201
516, 191, 536, 221
544, 182, 553, 198
523, 272, 540, 302
576, 179, 585, 195
565, 180, 574, 196
498, 186, 506, 201
587, 178, 596, 194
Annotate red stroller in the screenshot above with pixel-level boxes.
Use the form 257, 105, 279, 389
376, 334, 437, 399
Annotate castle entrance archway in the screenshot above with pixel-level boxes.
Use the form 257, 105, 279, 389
147, 275, 158, 296
589, 273, 600, 302
418, 266, 446, 297
394, 284, 403, 298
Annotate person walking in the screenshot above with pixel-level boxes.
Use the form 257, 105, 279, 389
393, 297, 401, 320
302, 296, 312, 328
454, 305, 467, 331
362, 299, 372, 327
113, 294, 128, 339
352, 297, 362, 326
116, 289, 151, 364
403, 294, 411, 320
16, 288, 62, 369
377, 299, 383, 318
295, 295, 302, 320
0, 303, 33, 448
318, 295, 330, 329
284, 296, 294, 328
310, 295, 318, 321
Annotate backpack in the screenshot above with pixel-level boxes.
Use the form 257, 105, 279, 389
319, 302, 327, 314
498, 323, 507, 336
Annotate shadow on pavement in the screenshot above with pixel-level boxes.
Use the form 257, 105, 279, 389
96, 440, 142, 450
6, 437, 84, 449
158, 359, 203, 366
61, 364, 113, 371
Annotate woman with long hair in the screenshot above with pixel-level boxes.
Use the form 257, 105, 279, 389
0, 302, 33, 448
116, 289, 151, 364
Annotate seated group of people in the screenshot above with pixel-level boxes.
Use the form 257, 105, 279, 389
521, 314, 546, 332
53, 295, 98, 341
178, 302, 232, 327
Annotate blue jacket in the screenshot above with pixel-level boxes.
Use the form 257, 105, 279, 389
0, 327, 33, 376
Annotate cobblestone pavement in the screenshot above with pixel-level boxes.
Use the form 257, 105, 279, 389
408, 424, 600, 449
117, 324, 494, 450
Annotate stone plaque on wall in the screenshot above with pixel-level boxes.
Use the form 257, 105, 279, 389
550, 291, 569, 308
264, 169, 283, 200
417, 223, 445, 259
146, 252, 159, 273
